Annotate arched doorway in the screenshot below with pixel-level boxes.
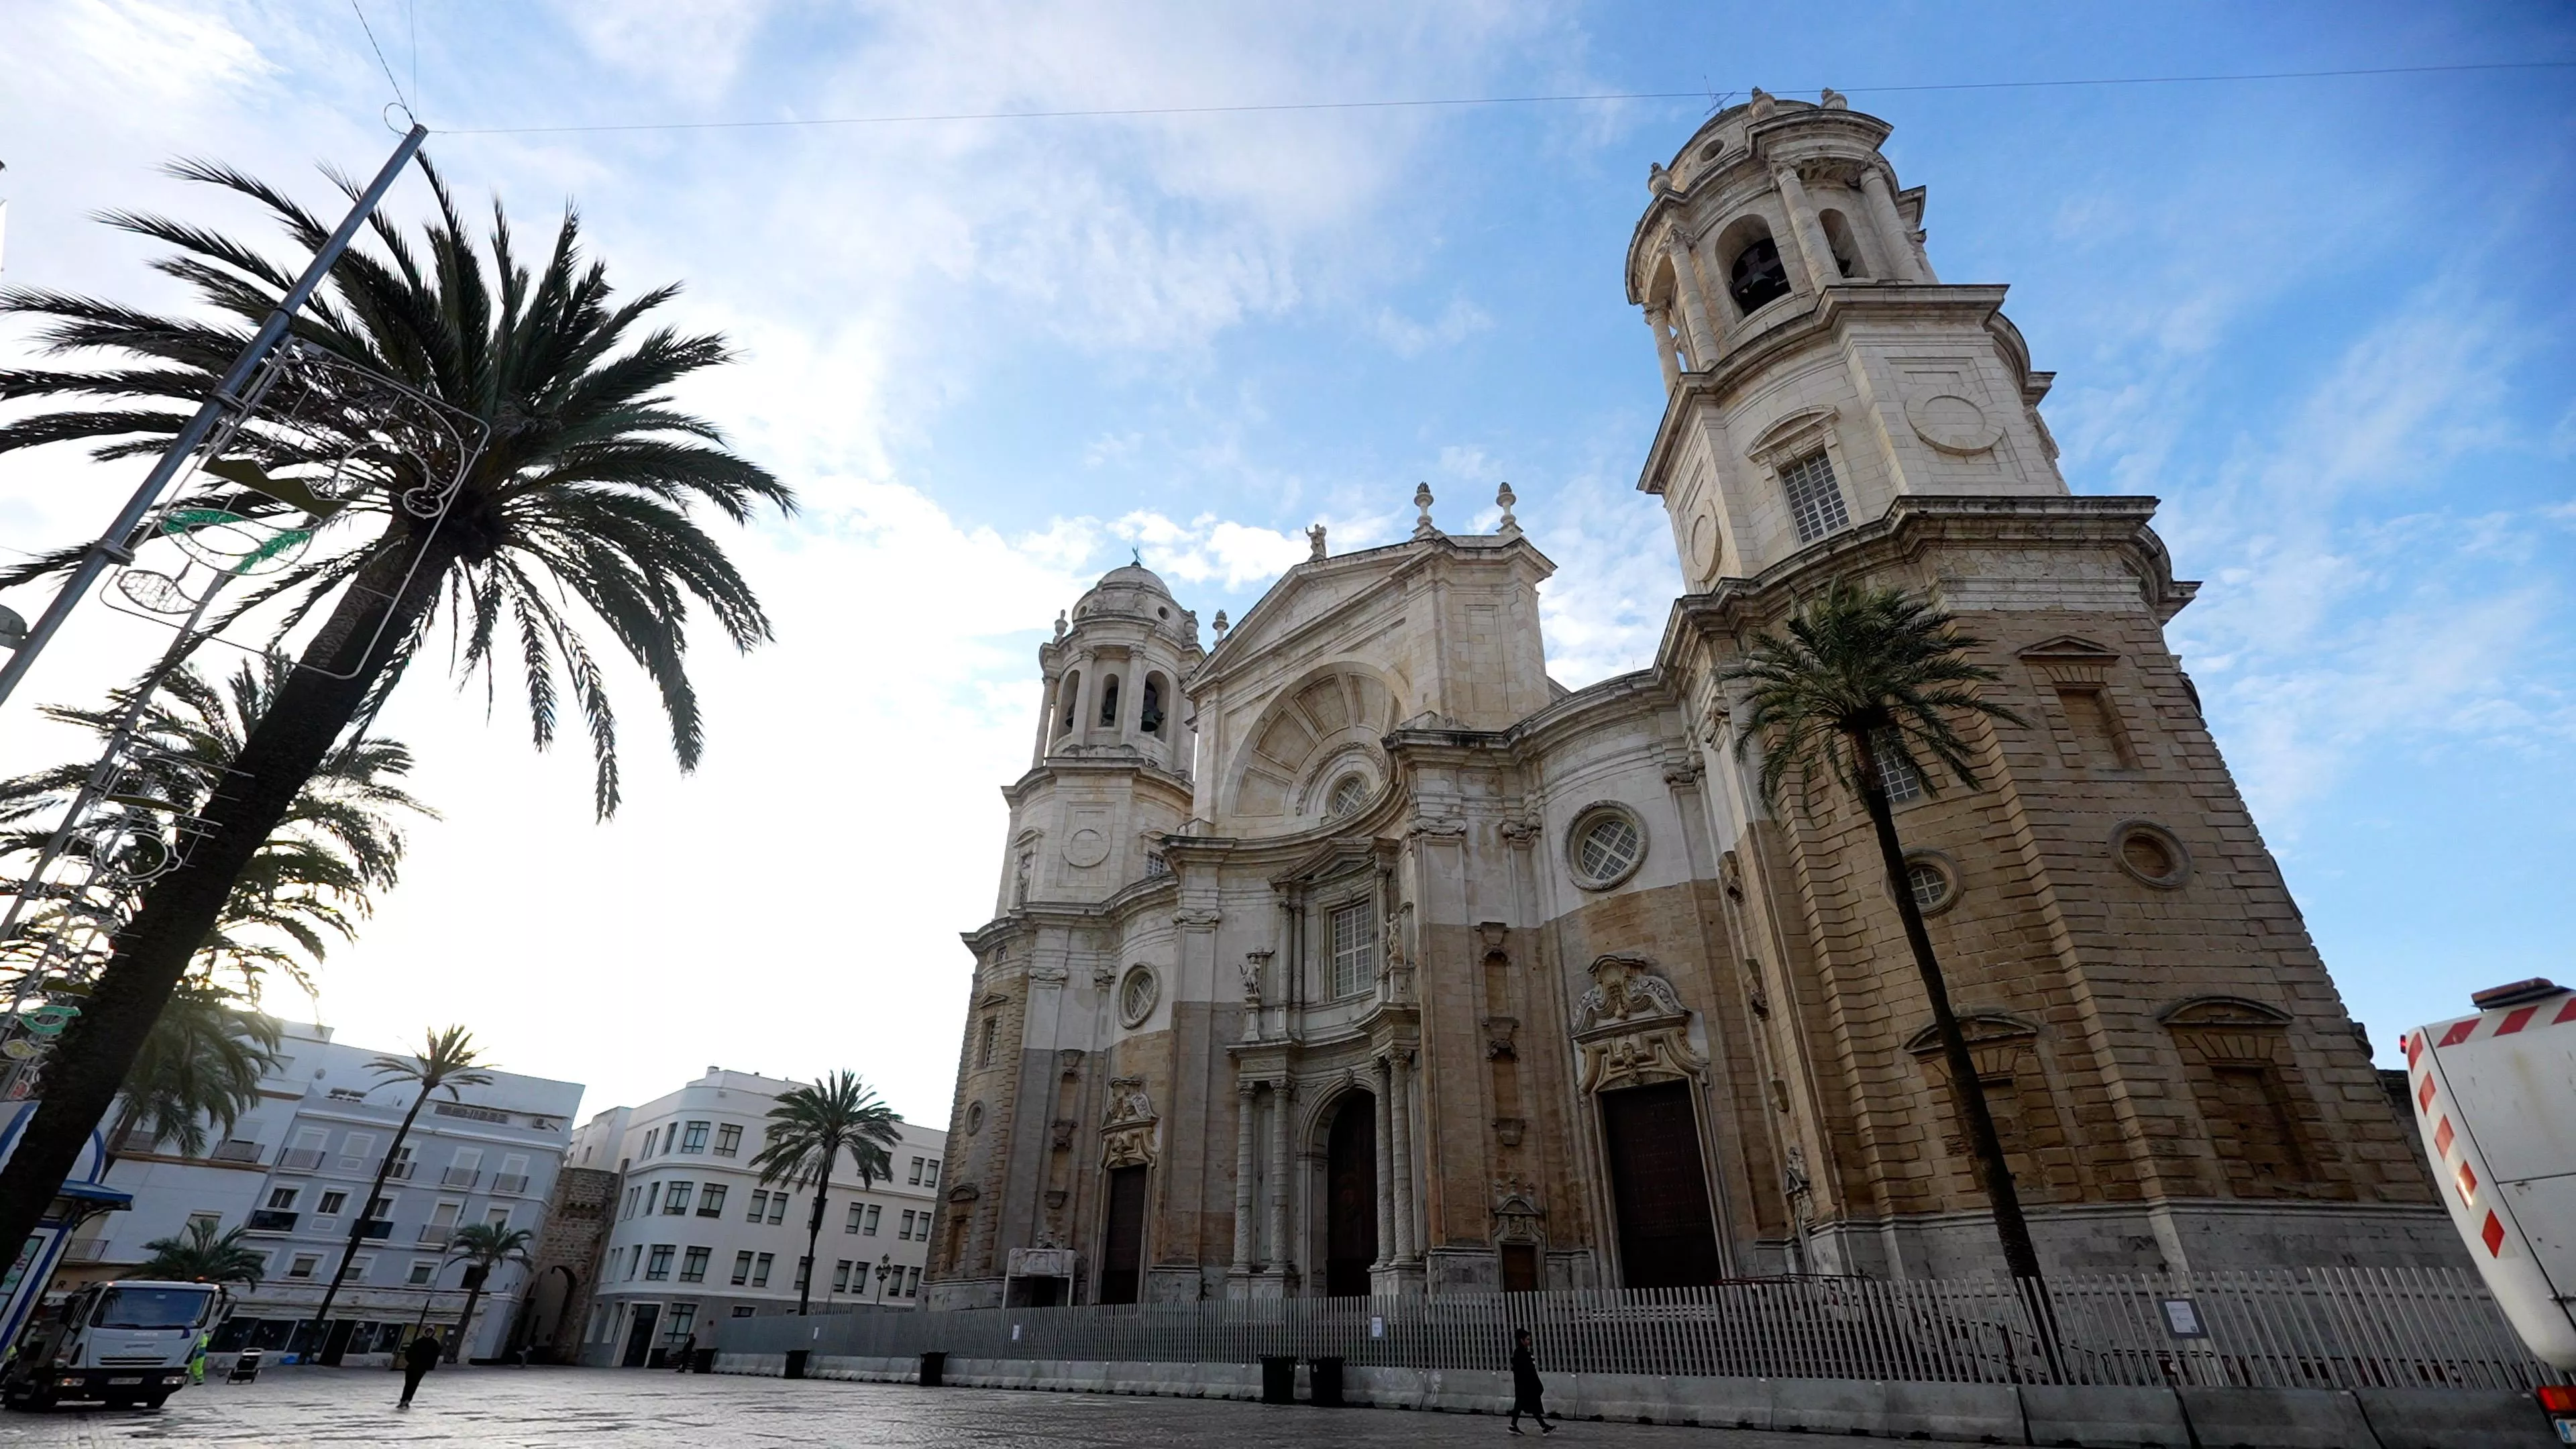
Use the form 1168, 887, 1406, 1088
1323, 1093, 1377, 1297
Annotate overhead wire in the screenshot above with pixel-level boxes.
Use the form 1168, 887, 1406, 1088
433, 59, 2575, 138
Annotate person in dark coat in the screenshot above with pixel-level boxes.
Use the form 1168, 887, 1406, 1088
1508, 1328, 1555, 1434
398, 1332, 442, 1409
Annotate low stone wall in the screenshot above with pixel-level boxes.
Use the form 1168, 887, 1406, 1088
704, 1353, 2550, 1446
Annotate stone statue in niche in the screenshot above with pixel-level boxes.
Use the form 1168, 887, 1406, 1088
1240, 951, 1268, 1005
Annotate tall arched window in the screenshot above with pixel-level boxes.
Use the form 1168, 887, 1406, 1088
1140, 674, 1165, 735
1819, 209, 1868, 278
1729, 235, 1790, 313
1058, 671, 1082, 737
1098, 675, 1120, 728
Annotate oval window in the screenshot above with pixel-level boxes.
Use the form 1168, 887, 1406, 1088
1568, 807, 1646, 890
1326, 773, 1371, 819
1118, 965, 1160, 1028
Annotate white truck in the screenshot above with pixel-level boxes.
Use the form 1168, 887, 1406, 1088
0, 1279, 217, 1411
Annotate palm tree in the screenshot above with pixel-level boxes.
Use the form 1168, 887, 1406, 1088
440, 1221, 532, 1364
107, 982, 283, 1159
306, 1026, 492, 1350
749, 1071, 902, 1314
0, 657, 434, 1004
139, 1218, 265, 1288
0, 157, 792, 1257
1720, 579, 2043, 1283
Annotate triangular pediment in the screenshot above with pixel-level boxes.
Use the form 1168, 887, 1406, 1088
2016, 635, 2119, 661
1199, 545, 1418, 680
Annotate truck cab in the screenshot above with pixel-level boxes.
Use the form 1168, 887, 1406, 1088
1, 1279, 217, 1411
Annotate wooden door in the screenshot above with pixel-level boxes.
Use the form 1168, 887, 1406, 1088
1324, 1095, 1377, 1297
1098, 1165, 1148, 1304
1599, 1080, 1724, 1289
1499, 1242, 1541, 1293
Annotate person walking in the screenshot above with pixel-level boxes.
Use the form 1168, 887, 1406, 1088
398, 1331, 441, 1409
1508, 1328, 1555, 1435
674, 1333, 696, 1373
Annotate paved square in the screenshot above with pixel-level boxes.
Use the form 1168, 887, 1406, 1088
0, 1366, 1998, 1446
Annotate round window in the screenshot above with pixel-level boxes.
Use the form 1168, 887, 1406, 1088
1118, 965, 1160, 1028
1326, 773, 1371, 819
965, 1101, 986, 1136
2112, 822, 2190, 889
1568, 806, 1646, 890
1902, 852, 1960, 915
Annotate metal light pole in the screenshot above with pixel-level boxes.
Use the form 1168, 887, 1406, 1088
0, 123, 429, 710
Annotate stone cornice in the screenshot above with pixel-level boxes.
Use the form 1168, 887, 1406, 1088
1000, 757, 1195, 808
1652, 494, 2198, 674
958, 873, 1181, 950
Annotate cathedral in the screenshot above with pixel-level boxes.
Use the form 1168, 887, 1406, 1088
923, 93, 2445, 1309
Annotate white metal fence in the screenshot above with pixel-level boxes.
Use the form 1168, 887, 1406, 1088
714, 1268, 2552, 1392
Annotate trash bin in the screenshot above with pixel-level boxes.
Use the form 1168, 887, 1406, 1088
1307, 1355, 1344, 1407
1260, 1355, 1297, 1403
918, 1351, 946, 1387
227, 1350, 263, 1385
690, 1347, 716, 1375
784, 1348, 810, 1380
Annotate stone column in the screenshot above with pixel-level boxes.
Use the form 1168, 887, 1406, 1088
1231, 1081, 1258, 1271
1266, 1083, 1293, 1271
1371, 1058, 1395, 1271
1644, 306, 1682, 390
1859, 166, 1934, 282
1663, 232, 1723, 366
1389, 1051, 1417, 1263
1772, 164, 1840, 293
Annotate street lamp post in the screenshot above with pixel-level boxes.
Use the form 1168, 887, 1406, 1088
873, 1256, 892, 1305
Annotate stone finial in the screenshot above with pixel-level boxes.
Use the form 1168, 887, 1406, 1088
1212, 610, 1230, 640
1054, 609, 1067, 640
1647, 161, 1674, 197
1748, 87, 1776, 120
1412, 482, 1438, 539
1821, 87, 1848, 110
1496, 482, 1519, 537
1307, 523, 1327, 561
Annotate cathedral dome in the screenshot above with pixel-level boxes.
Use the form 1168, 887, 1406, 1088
1072, 560, 1184, 630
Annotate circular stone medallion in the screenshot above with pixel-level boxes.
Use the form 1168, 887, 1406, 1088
1905, 392, 2004, 454
1064, 828, 1110, 867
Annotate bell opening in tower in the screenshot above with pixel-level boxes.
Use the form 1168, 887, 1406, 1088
1599, 1080, 1725, 1289
1324, 1093, 1377, 1297
1729, 235, 1791, 313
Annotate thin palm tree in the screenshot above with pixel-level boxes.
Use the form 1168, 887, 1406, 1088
749, 1071, 902, 1315
440, 1221, 533, 1364
0, 657, 434, 1004
139, 1218, 266, 1288
306, 1026, 492, 1350
1721, 578, 2043, 1283
0, 157, 792, 1256
107, 982, 283, 1160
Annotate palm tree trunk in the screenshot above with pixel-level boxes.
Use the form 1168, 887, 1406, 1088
0, 527, 460, 1272
798, 1176, 830, 1315
1847, 728, 2046, 1285
308, 1083, 430, 1355
451, 1278, 484, 1364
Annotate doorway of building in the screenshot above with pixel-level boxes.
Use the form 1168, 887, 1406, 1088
1324, 1093, 1378, 1297
1098, 1165, 1148, 1304
1599, 1079, 1725, 1289
1499, 1241, 1542, 1293
618, 1303, 660, 1368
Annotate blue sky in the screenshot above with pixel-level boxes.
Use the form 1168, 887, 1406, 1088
1, 1, 2571, 1120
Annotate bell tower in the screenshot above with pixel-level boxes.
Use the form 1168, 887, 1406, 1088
1627, 88, 2067, 590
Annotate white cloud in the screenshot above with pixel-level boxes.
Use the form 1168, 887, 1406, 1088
1374, 297, 1494, 356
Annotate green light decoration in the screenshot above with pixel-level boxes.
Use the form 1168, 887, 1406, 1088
158, 508, 313, 576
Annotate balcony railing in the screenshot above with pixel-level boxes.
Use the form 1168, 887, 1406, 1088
276, 1148, 325, 1172
441, 1167, 480, 1188
245, 1209, 299, 1232
492, 1173, 530, 1196
383, 1161, 415, 1181
357, 1219, 393, 1241
210, 1140, 262, 1165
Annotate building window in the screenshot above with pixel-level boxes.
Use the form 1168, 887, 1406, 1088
696, 1183, 727, 1218
1140, 676, 1163, 735
680, 1247, 710, 1283
714, 1124, 743, 1157
846, 1203, 865, 1234
641, 1127, 658, 1157
403, 1258, 435, 1285
645, 1246, 675, 1281
745, 1189, 769, 1222
908, 1157, 924, 1186
1329, 900, 1375, 1000
663, 1183, 693, 1215
316, 1190, 347, 1216
266, 1187, 299, 1212
1118, 964, 1159, 1028
1568, 805, 1648, 890
905, 1267, 920, 1297
485, 1206, 511, 1228
732, 1306, 754, 1318
922, 1161, 938, 1189
731, 1251, 753, 1286
766, 1193, 787, 1226
1905, 853, 1958, 913
1098, 676, 1120, 727
1779, 449, 1850, 544
977, 1016, 998, 1070
623, 1187, 641, 1220
1871, 731, 1925, 804
751, 1252, 775, 1288
680, 1121, 710, 1153
794, 1257, 812, 1293
643, 1183, 661, 1215
663, 1305, 698, 1347
1728, 233, 1792, 313
832, 1260, 852, 1293
1144, 853, 1169, 877
286, 1254, 320, 1279
1326, 773, 1370, 819
862, 1204, 881, 1236
897, 1210, 916, 1241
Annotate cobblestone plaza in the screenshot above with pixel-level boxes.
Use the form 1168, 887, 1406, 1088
0, 1367, 1997, 1447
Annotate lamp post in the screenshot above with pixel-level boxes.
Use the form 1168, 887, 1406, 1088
873, 1255, 892, 1305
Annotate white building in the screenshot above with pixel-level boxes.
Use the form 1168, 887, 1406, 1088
568, 1069, 947, 1367
61, 1021, 584, 1364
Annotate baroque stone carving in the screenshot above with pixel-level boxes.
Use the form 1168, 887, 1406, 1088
1493, 1117, 1526, 1147
1572, 954, 1707, 1093
1491, 1177, 1544, 1243
1101, 1075, 1158, 1168
1483, 1016, 1519, 1060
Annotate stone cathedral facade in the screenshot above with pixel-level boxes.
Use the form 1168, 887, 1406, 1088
924, 93, 2445, 1309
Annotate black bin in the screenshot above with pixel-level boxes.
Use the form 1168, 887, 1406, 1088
918, 1351, 946, 1387
784, 1348, 809, 1380
1308, 1355, 1344, 1407
1260, 1355, 1297, 1403
690, 1347, 716, 1375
